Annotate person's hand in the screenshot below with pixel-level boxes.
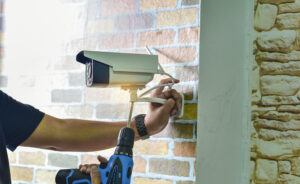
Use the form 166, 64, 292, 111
144, 78, 182, 136
79, 155, 108, 184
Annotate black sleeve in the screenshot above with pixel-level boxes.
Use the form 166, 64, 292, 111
0, 90, 45, 151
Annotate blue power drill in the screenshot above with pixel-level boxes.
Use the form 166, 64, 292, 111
55, 127, 135, 184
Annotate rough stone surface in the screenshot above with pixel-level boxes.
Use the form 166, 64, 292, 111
257, 30, 296, 52
252, 1, 300, 183
250, 161, 255, 180
261, 75, 300, 96
277, 174, 300, 184
261, 95, 300, 105
254, 4, 278, 31
259, 111, 291, 121
256, 51, 300, 62
278, 105, 300, 113
261, 61, 300, 76
260, 0, 295, 4
277, 13, 300, 29
291, 157, 300, 175
255, 139, 300, 159
258, 128, 300, 140
255, 159, 278, 183
254, 119, 300, 131
279, 0, 300, 13
279, 161, 291, 174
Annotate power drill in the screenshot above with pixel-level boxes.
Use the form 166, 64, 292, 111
55, 127, 135, 184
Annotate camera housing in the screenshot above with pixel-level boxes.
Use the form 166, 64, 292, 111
76, 50, 159, 88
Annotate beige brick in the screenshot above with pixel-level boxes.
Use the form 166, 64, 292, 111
174, 141, 196, 157
134, 140, 169, 155
35, 169, 57, 184
101, 0, 135, 17
180, 103, 197, 120
65, 105, 94, 119
174, 66, 198, 82
134, 177, 172, 184
10, 166, 33, 182
19, 151, 46, 166
158, 8, 198, 27
81, 154, 100, 165
48, 153, 78, 168
115, 13, 154, 30
149, 158, 190, 176
85, 87, 129, 104
97, 33, 135, 50
7, 151, 17, 164
51, 89, 82, 103
86, 19, 114, 34
157, 47, 197, 64
182, 0, 199, 6
137, 30, 176, 47
133, 156, 147, 173
140, 0, 177, 10
154, 123, 194, 139
51, 55, 83, 71
179, 27, 199, 44
173, 84, 194, 100
96, 103, 130, 119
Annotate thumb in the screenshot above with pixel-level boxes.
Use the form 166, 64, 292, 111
90, 165, 101, 184
162, 98, 176, 113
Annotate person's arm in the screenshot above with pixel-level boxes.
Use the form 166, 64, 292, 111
21, 78, 181, 152
21, 115, 139, 152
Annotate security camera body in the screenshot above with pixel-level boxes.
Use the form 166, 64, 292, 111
76, 51, 159, 88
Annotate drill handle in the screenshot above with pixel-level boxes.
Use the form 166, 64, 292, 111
56, 169, 93, 184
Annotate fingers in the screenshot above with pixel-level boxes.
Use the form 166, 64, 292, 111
79, 155, 108, 174
154, 78, 179, 95
161, 98, 176, 114
97, 155, 108, 163
79, 164, 98, 173
90, 165, 101, 184
162, 89, 182, 116
79, 164, 89, 173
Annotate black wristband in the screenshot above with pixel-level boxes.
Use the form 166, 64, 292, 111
134, 114, 149, 140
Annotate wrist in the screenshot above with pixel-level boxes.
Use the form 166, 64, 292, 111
132, 114, 150, 140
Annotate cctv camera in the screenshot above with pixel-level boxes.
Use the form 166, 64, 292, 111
76, 50, 159, 88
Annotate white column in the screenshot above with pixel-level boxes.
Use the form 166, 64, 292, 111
196, 0, 253, 183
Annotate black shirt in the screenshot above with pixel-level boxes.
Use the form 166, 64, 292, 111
0, 90, 44, 184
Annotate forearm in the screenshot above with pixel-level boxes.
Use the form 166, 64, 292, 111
22, 114, 140, 152
55, 119, 140, 152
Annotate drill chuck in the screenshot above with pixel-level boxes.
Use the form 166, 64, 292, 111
114, 127, 135, 157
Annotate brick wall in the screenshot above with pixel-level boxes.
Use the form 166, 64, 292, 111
0, 0, 199, 183
251, 0, 300, 183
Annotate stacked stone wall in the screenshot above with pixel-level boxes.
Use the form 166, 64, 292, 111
252, 0, 300, 183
